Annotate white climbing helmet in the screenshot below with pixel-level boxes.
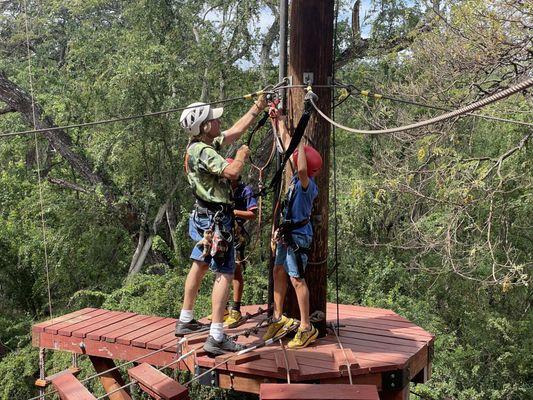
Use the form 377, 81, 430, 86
180, 102, 223, 135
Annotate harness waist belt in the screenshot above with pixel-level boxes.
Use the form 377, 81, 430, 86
279, 218, 310, 232
195, 198, 233, 215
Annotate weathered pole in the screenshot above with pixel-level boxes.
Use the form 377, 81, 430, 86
269, 0, 290, 316
285, 0, 334, 335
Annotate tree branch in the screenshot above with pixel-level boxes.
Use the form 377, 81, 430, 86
0, 105, 15, 115
0, 71, 116, 205
47, 177, 91, 194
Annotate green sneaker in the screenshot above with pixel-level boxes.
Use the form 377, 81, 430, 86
262, 315, 295, 340
287, 324, 318, 349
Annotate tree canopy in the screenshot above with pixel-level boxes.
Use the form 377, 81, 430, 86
0, 0, 531, 399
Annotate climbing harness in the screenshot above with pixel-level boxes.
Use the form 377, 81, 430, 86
265, 88, 318, 195
273, 179, 312, 278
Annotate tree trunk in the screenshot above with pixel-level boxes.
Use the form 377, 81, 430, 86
0, 72, 116, 205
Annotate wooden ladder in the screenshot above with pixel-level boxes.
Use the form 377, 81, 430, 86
128, 363, 189, 400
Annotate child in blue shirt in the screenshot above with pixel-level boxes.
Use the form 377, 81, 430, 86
263, 114, 323, 349
225, 158, 258, 325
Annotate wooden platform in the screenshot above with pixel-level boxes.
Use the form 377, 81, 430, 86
32, 303, 434, 399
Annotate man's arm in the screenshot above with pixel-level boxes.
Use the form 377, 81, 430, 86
222, 145, 250, 180
223, 96, 268, 144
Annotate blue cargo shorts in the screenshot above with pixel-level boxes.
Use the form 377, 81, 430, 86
189, 210, 235, 274
274, 233, 312, 279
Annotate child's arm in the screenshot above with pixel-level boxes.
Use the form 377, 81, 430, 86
234, 209, 257, 220
297, 141, 309, 189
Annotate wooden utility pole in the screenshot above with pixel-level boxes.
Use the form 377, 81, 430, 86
285, 0, 334, 335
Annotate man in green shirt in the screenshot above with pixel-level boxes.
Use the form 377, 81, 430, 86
175, 96, 267, 356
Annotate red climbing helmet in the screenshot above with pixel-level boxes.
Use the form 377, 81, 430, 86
292, 146, 323, 177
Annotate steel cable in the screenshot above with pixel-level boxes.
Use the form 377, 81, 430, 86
310, 77, 533, 135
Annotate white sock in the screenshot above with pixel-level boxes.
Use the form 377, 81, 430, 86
179, 309, 193, 323
210, 322, 224, 342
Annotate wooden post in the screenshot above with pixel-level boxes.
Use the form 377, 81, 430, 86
89, 356, 132, 400
285, 0, 334, 335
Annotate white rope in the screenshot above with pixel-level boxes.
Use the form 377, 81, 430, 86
22, 0, 53, 318
311, 78, 533, 135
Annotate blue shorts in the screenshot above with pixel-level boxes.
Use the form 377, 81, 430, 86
189, 210, 235, 274
274, 233, 312, 278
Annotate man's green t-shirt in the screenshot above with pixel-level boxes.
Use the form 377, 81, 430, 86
186, 134, 231, 205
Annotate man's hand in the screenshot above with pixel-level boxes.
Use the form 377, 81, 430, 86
236, 145, 251, 160
255, 94, 267, 110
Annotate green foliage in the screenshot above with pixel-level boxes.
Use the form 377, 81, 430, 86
0, 347, 38, 400
1, 0, 531, 399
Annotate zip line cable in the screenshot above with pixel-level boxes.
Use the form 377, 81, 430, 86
1, 80, 530, 140
341, 85, 533, 128
309, 77, 533, 135
0, 90, 269, 138
22, 0, 53, 318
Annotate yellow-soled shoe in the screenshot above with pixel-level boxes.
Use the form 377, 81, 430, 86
225, 310, 242, 326
287, 325, 318, 349
207, 309, 229, 321
262, 315, 295, 340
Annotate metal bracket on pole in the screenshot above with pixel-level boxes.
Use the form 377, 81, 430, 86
303, 72, 314, 85
286, 75, 293, 86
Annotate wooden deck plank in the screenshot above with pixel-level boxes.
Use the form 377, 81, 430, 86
335, 330, 426, 349
44, 309, 109, 335
128, 363, 189, 400
104, 315, 159, 343
115, 317, 169, 345
328, 310, 420, 327
96, 314, 152, 341
335, 317, 434, 339
260, 383, 380, 400
328, 306, 420, 324
320, 337, 421, 355
68, 311, 135, 340
131, 319, 176, 348
33, 308, 96, 333
84, 312, 139, 340
60, 310, 124, 337
147, 331, 181, 350
51, 373, 96, 400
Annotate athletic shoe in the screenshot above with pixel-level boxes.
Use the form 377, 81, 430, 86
174, 319, 208, 337
225, 310, 242, 326
203, 334, 246, 356
207, 309, 229, 321
287, 324, 318, 349
262, 315, 295, 340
